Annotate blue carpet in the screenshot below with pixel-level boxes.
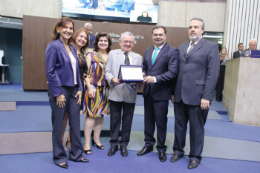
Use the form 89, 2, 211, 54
16, 101, 50, 106
0, 84, 22, 90
217, 112, 231, 122
1, 151, 260, 173
0, 105, 52, 133
1, 85, 260, 173
0, 90, 49, 101
1, 105, 260, 143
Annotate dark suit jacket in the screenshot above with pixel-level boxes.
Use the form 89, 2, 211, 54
233, 51, 241, 59
143, 42, 179, 101
240, 48, 255, 57
174, 38, 220, 106
46, 38, 83, 97
89, 33, 96, 48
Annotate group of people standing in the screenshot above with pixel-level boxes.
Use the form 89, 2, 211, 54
215, 39, 258, 102
46, 18, 111, 168
46, 17, 220, 170
232, 39, 258, 59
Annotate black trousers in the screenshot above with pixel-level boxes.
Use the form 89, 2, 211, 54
109, 100, 135, 148
173, 100, 208, 161
144, 94, 168, 152
48, 86, 83, 164
216, 66, 226, 101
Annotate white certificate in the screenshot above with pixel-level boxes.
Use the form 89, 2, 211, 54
118, 65, 143, 82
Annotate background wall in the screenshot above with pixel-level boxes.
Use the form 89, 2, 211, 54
0, 0, 226, 32
158, 0, 227, 32
3, 0, 245, 85
0, 28, 23, 83
0, 0, 61, 19
22, 15, 188, 90
224, 0, 260, 58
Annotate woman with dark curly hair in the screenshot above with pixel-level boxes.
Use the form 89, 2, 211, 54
83, 32, 112, 154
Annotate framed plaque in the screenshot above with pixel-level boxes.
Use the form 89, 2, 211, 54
118, 65, 143, 82
251, 50, 260, 58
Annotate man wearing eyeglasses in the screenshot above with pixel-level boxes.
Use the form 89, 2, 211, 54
105, 31, 143, 157
137, 26, 179, 162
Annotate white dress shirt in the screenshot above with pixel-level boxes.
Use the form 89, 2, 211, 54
152, 42, 166, 83
69, 53, 77, 85
187, 37, 203, 53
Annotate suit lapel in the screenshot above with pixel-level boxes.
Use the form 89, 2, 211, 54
69, 44, 79, 73
117, 49, 125, 65
152, 43, 168, 66
147, 47, 154, 68
187, 38, 205, 59
131, 52, 137, 65
183, 42, 189, 60
70, 45, 78, 61
60, 39, 72, 67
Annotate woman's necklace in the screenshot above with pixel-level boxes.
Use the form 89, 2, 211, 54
97, 51, 107, 67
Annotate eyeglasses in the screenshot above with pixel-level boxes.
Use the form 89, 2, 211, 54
123, 41, 134, 44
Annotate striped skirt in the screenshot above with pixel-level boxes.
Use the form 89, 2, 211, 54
83, 85, 109, 118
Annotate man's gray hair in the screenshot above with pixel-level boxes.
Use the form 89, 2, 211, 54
119, 31, 135, 41
84, 23, 92, 29
190, 18, 205, 29
249, 39, 257, 44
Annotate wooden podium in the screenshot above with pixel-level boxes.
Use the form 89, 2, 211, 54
223, 58, 260, 127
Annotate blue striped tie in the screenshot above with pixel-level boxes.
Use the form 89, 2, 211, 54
152, 47, 160, 65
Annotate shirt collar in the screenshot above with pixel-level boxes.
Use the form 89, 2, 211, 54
155, 42, 166, 49
121, 49, 132, 56
189, 37, 203, 45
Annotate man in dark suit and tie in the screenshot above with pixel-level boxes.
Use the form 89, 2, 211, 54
233, 43, 244, 59
170, 18, 219, 169
84, 23, 96, 48
137, 26, 179, 162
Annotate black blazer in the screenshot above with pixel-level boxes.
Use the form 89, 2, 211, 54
233, 51, 241, 59
174, 38, 220, 106
143, 42, 179, 101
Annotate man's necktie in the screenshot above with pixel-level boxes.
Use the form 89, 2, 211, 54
187, 43, 195, 55
152, 47, 160, 65
124, 52, 130, 65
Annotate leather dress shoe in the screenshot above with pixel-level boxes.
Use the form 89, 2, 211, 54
187, 160, 200, 169
137, 147, 153, 156
159, 152, 167, 162
69, 157, 89, 163
170, 154, 183, 163
107, 146, 118, 156
120, 147, 128, 157
56, 163, 68, 169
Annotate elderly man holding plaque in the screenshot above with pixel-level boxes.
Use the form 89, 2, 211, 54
105, 31, 143, 157
137, 26, 179, 162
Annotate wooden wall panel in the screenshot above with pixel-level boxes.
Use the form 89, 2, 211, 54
23, 15, 189, 90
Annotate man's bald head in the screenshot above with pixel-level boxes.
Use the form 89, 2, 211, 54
249, 39, 257, 51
